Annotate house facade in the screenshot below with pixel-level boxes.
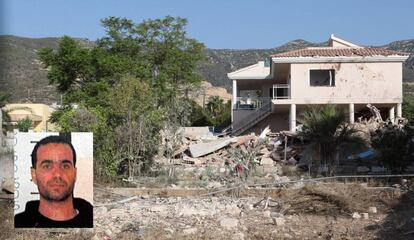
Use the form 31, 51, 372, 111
228, 35, 409, 135
3, 103, 57, 132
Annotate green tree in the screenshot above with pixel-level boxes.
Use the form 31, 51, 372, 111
187, 100, 210, 126
109, 76, 162, 178
300, 105, 363, 176
402, 93, 414, 122
205, 96, 231, 127
39, 16, 205, 181
206, 96, 224, 118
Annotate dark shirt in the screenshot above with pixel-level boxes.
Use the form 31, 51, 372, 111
14, 198, 93, 228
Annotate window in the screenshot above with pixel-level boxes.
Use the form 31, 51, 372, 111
310, 69, 335, 86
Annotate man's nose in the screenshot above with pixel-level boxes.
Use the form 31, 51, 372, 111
51, 165, 63, 177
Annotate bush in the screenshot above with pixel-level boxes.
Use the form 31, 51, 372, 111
16, 117, 32, 132
371, 124, 413, 172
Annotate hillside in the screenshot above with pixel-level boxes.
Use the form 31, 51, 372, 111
198, 40, 324, 91
1, 35, 413, 104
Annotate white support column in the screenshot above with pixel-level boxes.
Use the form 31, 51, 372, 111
290, 103, 296, 132
389, 106, 395, 123
349, 103, 354, 124
232, 80, 237, 122
232, 80, 237, 109
397, 103, 402, 118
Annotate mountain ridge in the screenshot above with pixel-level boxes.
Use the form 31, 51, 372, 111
1, 35, 413, 105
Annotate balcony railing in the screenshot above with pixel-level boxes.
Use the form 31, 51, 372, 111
235, 97, 270, 110
273, 84, 290, 99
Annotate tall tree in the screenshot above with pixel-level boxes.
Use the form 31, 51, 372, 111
38, 16, 205, 180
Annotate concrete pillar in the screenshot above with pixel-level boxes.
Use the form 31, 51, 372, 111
232, 80, 237, 110
389, 106, 395, 123
349, 103, 354, 124
290, 104, 296, 132
232, 80, 237, 122
397, 103, 402, 118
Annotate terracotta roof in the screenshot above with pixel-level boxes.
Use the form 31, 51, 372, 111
271, 47, 410, 58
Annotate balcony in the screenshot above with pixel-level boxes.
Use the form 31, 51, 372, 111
273, 84, 290, 99
235, 97, 270, 110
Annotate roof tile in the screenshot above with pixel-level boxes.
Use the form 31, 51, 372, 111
271, 47, 409, 58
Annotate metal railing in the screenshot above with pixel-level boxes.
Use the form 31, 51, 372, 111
235, 97, 270, 110
273, 84, 290, 99
231, 99, 272, 136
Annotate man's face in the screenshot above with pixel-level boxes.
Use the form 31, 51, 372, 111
31, 143, 77, 202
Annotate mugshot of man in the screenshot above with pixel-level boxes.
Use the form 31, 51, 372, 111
14, 135, 93, 228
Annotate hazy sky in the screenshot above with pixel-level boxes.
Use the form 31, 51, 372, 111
1, 0, 413, 49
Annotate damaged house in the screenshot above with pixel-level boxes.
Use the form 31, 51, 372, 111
227, 34, 409, 135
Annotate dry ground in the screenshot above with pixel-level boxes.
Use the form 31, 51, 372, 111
1, 182, 414, 240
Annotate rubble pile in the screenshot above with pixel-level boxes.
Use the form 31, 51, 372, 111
91, 182, 390, 240
156, 127, 304, 176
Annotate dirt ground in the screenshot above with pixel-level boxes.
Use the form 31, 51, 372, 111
1, 182, 414, 240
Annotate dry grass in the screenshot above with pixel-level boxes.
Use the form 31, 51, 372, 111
276, 183, 380, 216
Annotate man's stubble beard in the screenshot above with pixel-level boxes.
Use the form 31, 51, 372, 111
38, 177, 75, 202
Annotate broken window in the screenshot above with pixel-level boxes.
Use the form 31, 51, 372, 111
310, 69, 335, 86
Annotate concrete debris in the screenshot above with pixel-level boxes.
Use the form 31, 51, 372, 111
259, 126, 271, 139
189, 137, 236, 158
362, 212, 369, 220
352, 212, 361, 219
263, 210, 271, 218
219, 217, 239, 230
154, 111, 412, 181
232, 232, 245, 240
366, 104, 383, 122
154, 127, 309, 178
271, 213, 285, 227
368, 207, 377, 214
260, 156, 274, 166
183, 227, 198, 235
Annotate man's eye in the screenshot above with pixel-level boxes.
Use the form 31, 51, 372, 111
62, 164, 71, 169
42, 164, 51, 170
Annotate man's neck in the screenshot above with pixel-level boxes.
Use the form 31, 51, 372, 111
38, 196, 77, 221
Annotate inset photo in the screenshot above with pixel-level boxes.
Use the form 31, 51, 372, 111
14, 132, 93, 228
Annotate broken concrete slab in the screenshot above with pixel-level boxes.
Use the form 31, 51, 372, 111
189, 137, 237, 158
259, 126, 271, 139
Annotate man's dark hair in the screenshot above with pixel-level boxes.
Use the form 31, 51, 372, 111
31, 135, 77, 168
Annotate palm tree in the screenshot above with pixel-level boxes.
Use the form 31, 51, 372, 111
299, 104, 363, 176
206, 96, 224, 118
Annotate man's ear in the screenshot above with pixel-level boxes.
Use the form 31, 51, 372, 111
30, 167, 37, 185
74, 166, 77, 181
